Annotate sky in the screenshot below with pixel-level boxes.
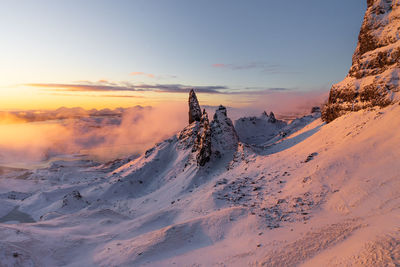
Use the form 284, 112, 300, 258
0, 0, 367, 110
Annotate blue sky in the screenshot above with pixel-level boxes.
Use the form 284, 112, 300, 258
0, 0, 367, 109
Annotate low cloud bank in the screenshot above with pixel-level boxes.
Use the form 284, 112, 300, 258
0, 90, 327, 166
0, 104, 187, 166
250, 90, 328, 116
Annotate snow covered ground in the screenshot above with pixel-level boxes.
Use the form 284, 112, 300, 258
0, 104, 399, 266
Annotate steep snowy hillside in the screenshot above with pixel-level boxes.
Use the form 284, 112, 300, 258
323, 0, 400, 121
0, 89, 399, 266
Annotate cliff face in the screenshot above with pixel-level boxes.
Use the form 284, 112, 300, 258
322, 0, 400, 122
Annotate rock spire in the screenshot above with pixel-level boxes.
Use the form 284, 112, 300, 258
180, 92, 239, 166
188, 89, 202, 124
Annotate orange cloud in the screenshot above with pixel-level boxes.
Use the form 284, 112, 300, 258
130, 72, 155, 78
212, 63, 226, 68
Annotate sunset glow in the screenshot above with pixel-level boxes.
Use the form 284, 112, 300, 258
0, 1, 366, 112
1, 1, 400, 266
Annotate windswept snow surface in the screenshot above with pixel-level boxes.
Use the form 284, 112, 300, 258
0, 105, 399, 266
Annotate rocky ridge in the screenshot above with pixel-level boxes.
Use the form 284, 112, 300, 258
322, 0, 400, 122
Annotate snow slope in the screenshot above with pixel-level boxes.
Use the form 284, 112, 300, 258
0, 102, 399, 266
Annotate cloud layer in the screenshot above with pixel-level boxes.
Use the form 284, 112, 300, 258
27, 81, 299, 95
0, 105, 187, 166
0, 87, 328, 168
130, 72, 155, 78
27, 82, 228, 94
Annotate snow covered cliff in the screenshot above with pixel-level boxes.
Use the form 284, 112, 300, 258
322, 0, 400, 122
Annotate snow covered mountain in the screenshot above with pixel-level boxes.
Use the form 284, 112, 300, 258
0, 1, 399, 265
322, 0, 400, 122
0, 88, 399, 266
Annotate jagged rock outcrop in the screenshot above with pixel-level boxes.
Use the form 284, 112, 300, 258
179, 90, 239, 166
322, 0, 400, 122
311, 106, 321, 114
188, 89, 202, 124
210, 105, 239, 155
261, 111, 277, 123
268, 112, 277, 123
180, 91, 238, 166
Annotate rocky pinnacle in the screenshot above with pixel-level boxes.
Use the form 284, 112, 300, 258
188, 89, 202, 124
182, 92, 238, 166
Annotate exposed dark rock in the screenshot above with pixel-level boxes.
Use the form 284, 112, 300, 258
268, 112, 276, 123
311, 106, 321, 113
188, 89, 202, 124
304, 152, 318, 163
195, 112, 212, 166
61, 190, 88, 208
